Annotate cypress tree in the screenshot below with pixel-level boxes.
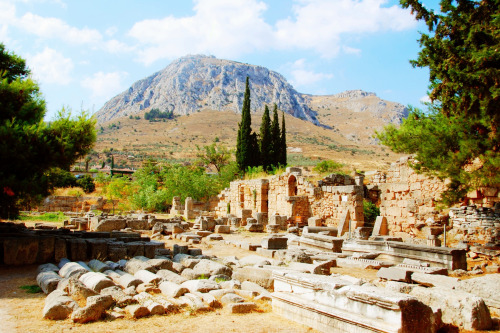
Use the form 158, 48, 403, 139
236, 77, 253, 171
270, 104, 280, 168
280, 112, 287, 166
259, 105, 272, 171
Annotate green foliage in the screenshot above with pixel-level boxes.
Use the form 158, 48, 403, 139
378, 0, 500, 204
144, 108, 174, 121
259, 105, 272, 170
236, 77, 258, 171
313, 160, 345, 174
280, 111, 287, 166
19, 211, 67, 223
196, 141, 231, 174
76, 175, 95, 194
102, 175, 133, 213
363, 200, 380, 225
0, 44, 96, 217
19, 285, 42, 294
46, 168, 77, 188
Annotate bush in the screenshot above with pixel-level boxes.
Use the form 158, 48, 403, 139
363, 200, 380, 226
76, 175, 95, 193
47, 168, 77, 188
313, 160, 344, 174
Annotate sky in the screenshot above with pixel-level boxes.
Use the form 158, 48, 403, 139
0, 0, 441, 120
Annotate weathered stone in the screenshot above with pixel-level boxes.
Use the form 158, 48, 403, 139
36, 236, 55, 263
68, 276, 98, 301
274, 249, 312, 264
123, 257, 148, 274
181, 279, 220, 293
214, 225, 230, 234
126, 304, 150, 318
372, 216, 388, 236
92, 218, 126, 232
79, 272, 116, 292
37, 271, 62, 294
86, 239, 108, 261
261, 235, 288, 250
193, 259, 232, 277
159, 281, 189, 298
193, 291, 221, 308
238, 255, 270, 267
59, 262, 89, 278
221, 293, 245, 304
246, 223, 264, 232
136, 282, 160, 294
43, 290, 79, 320
232, 266, 273, 289
156, 269, 187, 284
228, 302, 257, 313
337, 209, 351, 236
88, 259, 110, 273
87, 294, 115, 309
181, 268, 204, 280
126, 219, 149, 230
377, 267, 412, 283
134, 269, 161, 285
101, 286, 137, 307
117, 273, 143, 289
67, 238, 87, 261
456, 274, 500, 310
38, 263, 59, 274
71, 303, 105, 323
3, 237, 39, 265
411, 272, 459, 288
126, 242, 145, 258
410, 286, 492, 330
54, 238, 68, 263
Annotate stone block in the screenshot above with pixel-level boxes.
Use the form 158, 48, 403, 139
372, 216, 388, 236
87, 239, 108, 261
377, 267, 412, 283
246, 223, 264, 232
232, 266, 273, 289
307, 217, 322, 227
67, 238, 87, 262
261, 235, 287, 250
215, 225, 230, 234
228, 302, 257, 313
337, 210, 350, 236
3, 237, 39, 265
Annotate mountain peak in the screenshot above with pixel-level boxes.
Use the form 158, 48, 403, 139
95, 55, 318, 124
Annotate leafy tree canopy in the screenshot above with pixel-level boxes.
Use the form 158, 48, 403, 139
0, 44, 96, 217
377, 0, 499, 204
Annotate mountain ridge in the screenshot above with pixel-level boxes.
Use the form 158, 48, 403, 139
95, 55, 408, 127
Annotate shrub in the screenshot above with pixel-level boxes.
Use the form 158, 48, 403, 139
363, 200, 380, 226
76, 175, 95, 193
313, 160, 344, 174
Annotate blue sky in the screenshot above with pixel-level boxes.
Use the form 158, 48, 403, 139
1, 0, 440, 120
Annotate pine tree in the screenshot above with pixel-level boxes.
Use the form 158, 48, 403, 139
259, 105, 272, 170
270, 104, 281, 168
280, 111, 287, 166
236, 77, 254, 171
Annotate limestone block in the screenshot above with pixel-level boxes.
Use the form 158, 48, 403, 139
68, 276, 99, 301
221, 293, 245, 304
3, 237, 39, 265
43, 290, 79, 320
54, 238, 68, 263
86, 239, 108, 261
79, 272, 116, 292
261, 235, 288, 250
377, 267, 412, 283
126, 304, 150, 318
37, 271, 62, 294
193, 291, 221, 308
87, 294, 115, 309
126, 242, 145, 258
337, 210, 350, 236
456, 274, 500, 309
232, 266, 273, 289
93, 218, 127, 232
126, 219, 148, 230
181, 279, 220, 293
215, 225, 230, 234
117, 273, 143, 289
37, 263, 59, 274
228, 302, 257, 313
372, 216, 388, 236
246, 223, 264, 232
59, 262, 89, 278
123, 257, 148, 274
134, 269, 161, 285
159, 281, 189, 298
37, 236, 55, 263
88, 259, 110, 273
67, 238, 87, 262
411, 272, 459, 289
410, 286, 491, 330
101, 286, 137, 307
71, 303, 105, 323
193, 259, 232, 277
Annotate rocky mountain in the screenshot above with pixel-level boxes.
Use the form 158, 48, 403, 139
96, 55, 319, 125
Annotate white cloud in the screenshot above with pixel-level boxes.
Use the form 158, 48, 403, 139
129, 0, 273, 65
275, 0, 417, 57
420, 95, 431, 104
128, 0, 417, 65
289, 58, 333, 87
81, 71, 128, 102
18, 13, 103, 45
28, 47, 73, 84
105, 26, 118, 37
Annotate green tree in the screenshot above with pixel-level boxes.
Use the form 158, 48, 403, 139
76, 175, 95, 194
103, 175, 132, 214
196, 141, 231, 174
236, 77, 259, 171
377, 0, 499, 204
259, 105, 272, 170
0, 44, 96, 217
279, 111, 287, 166
270, 104, 281, 166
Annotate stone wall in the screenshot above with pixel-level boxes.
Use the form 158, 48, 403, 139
214, 168, 364, 228
37, 196, 106, 213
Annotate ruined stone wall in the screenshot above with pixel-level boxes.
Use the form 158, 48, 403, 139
37, 196, 106, 213
311, 185, 364, 227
